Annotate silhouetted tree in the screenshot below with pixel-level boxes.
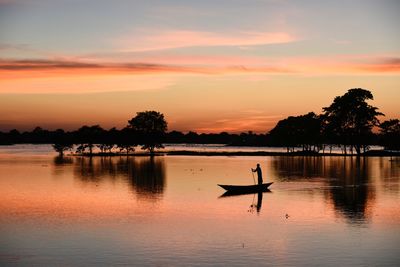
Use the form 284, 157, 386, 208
117, 127, 136, 155
268, 117, 297, 152
268, 112, 322, 152
0, 129, 20, 144
322, 88, 384, 156
185, 131, 199, 143
27, 126, 52, 143
75, 125, 104, 156
51, 129, 73, 156
97, 127, 118, 154
379, 119, 400, 150
128, 111, 167, 154
166, 130, 185, 143
52, 143, 73, 156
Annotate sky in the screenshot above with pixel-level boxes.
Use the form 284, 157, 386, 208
0, 0, 399, 133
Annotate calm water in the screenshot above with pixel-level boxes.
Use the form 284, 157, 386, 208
0, 145, 399, 266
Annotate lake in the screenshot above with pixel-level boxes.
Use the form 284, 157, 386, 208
0, 145, 399, 266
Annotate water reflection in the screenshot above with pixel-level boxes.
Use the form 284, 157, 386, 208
72, 156, 166, 200
272, 156, 325, 179
378, 158, 400, 195
220, 190, 269, 214
53, 156, 73, 165
256, 192, 263, 213
52, 156, 73, 176
327, 158, 374, 225
74, 157, 118, 182
246, 192, 264, 214
272, 156, 376, 224
118, 156, 165, 196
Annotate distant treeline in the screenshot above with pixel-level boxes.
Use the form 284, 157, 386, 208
1, 89, 399, 156
0, 125, 396, 147
0, 127, 268, 147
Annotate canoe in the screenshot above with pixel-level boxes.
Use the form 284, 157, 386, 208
218, 182, 273, 193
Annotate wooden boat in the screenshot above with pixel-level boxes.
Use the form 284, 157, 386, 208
218, 182, 273, 193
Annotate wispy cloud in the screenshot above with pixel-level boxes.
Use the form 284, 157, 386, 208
1, 55, 399, 82
0, 58, 290, 94
0, 59, 101, 70
116, 29, 298, 52
284, 55, 400, 74
357, 57, 400, 72
0, 58, 293, 77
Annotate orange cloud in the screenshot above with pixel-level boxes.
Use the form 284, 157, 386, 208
116, 30, 298, 52
276, 55, 400, 74
1, 55, 399, 91
0, 58, 293, 80
0, 73, 177, 94
354, 57, 400, 73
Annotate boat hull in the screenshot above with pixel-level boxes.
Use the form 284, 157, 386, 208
218, 182, 273, 193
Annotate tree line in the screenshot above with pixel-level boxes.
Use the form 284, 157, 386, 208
269, 88, 399, 155
0, 88, 399, 156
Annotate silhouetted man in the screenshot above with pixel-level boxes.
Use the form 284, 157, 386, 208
252, 163, 263, 185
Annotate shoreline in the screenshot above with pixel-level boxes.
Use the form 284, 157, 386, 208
1, 144, 398, 157
69, 149, 400, 157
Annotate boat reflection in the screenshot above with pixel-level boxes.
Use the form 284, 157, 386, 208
219, 188, 271, 197
219, 190, 271, 213
72, 156, 166, 200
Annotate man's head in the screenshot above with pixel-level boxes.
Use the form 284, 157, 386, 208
257, 163, 260, 167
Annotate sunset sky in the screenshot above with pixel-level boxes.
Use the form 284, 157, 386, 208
0, 0, 399, 133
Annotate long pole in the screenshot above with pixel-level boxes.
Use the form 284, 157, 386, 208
251, 169, 256, 185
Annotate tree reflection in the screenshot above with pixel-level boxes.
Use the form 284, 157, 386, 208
327, 157, 374, 225
118, 156, 165, 197
53, 155, 73, 165
272, 156, 324, 180
52, 156, 73, 176
74, 157, 117, 182
378, 157, 400, 195
73, 156, 165, 200
272, 156, 375, 224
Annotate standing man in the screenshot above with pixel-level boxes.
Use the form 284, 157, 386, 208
252, 163, 263, 185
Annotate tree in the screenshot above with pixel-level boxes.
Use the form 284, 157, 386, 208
97, 127, 118, 154
52, 143, 73, 157
268, 112, 322, 152
52, 129, 73, 156
268, 116, 298, 152
379, 119, 400, 150
322, 88, 384, 156
128, 111, 168, 154
117, 127, 136, 155
75, 125, 104, 156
